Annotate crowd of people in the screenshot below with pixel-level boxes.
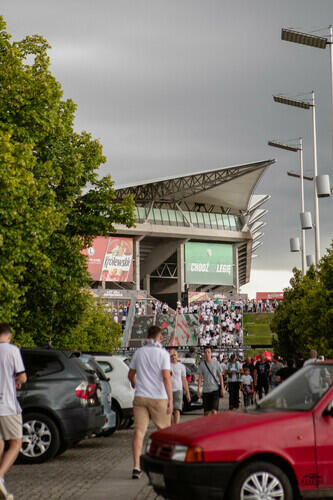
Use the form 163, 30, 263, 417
194, 348, 323, 412
126, 322, 324, 480
243, 298, 280, 313
195, 299, 244, 347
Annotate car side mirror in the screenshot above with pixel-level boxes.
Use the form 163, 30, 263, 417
323, 401, 333, 417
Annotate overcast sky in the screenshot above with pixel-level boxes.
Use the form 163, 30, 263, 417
2, 0, 333, 296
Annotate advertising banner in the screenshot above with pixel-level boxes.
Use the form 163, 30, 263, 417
185, 242, 233, 286
82, 236, 134, 282
188, 291, 211, 304
256, 292, 284, 301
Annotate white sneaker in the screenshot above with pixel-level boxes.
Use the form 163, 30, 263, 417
0, 478, 14, 500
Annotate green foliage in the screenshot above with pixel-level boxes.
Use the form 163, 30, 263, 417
0, 17, 135, 349
60, 294, 123, 353
271, 244, 333, 359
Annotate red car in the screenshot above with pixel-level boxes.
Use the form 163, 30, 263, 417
142, 362, 333, 500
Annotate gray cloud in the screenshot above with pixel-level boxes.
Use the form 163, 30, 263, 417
2, 0, 333, 271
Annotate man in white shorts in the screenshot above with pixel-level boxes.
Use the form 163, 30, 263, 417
0, 323, 27, 500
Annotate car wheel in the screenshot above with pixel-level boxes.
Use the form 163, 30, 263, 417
126, 416, 133, 429
119, 417, 129, 429
111, 400, 122, 430
19, 413, 61, 464
229, 461, 293, 500
55, 440, 69, 456
101, 427, 116, 436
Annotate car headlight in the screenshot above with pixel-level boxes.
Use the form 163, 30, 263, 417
171, 445, 204, 462
171, 445, 188, 462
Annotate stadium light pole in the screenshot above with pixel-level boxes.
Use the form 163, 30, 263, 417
273, 92, 321, 265
268, 138, 306, 274
281, 26, 333, 167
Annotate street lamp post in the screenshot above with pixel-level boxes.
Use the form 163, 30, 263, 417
281, 26, 333, 166
268, 138, 308, 274
311, 91, 321, 265
273, 93, 321, 265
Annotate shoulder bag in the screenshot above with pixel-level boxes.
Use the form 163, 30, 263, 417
204, 360, 223, 398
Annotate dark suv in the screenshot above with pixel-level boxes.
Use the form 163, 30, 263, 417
18, 348, 105, 464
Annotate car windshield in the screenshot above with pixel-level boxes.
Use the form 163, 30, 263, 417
255, 364, 333, 411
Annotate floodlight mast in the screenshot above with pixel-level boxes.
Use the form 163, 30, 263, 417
293, 140, 306, 277
330, 25, 333, 166
311, 91, 321, 266
267, 138, 306, 274
272, 92, 321, 265
282, 25, 333, 171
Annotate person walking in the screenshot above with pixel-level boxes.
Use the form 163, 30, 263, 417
0, 323, 27, 500
197, 346, 225, 416
254, 353, 270, 400
226, 354, 242, 410
169, 349, 190, 424
128, 325, 172, 479
303, 349, 319, 366
240, 366, 254, 407
270, 354, 283, 389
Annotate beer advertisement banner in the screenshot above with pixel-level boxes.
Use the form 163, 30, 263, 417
185, 242, 233, 286
82, 237, 134, 282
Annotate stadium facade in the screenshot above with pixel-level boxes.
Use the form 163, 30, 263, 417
101, 159, 274, 298
84, 159, 275, 347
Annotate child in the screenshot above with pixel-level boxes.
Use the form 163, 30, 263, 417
241, 366, 254, 407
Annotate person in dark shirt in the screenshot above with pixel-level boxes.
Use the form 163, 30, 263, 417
253, 353, 270, 399
295, 353, 304, 371
242, 356, 255, 378
276, 359, 296, 383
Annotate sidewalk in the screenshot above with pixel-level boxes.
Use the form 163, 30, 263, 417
76, 406, 229, 500
77, 451, 154, 500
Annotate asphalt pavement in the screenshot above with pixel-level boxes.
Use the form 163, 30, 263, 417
6, 410, 203, 500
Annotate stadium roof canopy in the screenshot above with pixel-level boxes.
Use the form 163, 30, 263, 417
111, 158, 275, 293
115, 159, 275, 215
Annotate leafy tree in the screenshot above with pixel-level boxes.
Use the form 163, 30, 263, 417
0, 18, 135, 348
60, 294, 123, 352
271, 243, 333, 359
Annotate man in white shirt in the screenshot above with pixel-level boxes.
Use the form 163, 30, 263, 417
169, 349, 190, 424
128, 325, 172, 479
303, 349, 319, 366
0, 323, 27, 500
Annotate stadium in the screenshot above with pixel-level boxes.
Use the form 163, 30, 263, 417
83, 159, 275, 348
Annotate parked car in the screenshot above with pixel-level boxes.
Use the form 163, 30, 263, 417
87, 353, 134, 429
79, 353, 116, 435
182, 364, 202, 413
179, 357, 197, 369
18, 348, 105, 464
142, 362, 333, 500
